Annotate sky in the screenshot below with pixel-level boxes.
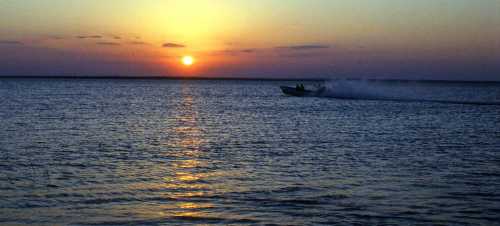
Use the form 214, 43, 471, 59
1, 0, 499, 80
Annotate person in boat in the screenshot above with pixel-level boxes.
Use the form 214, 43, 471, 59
296, 84, 305, 91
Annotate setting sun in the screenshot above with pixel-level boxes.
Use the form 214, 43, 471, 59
182, 56, 195, 66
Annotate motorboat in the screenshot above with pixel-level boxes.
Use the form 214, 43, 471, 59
280, 85, 325, 97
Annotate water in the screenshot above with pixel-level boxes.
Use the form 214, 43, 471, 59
1, 78, 500, 225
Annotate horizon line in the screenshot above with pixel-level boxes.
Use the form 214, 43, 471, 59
1, 75, 500, 84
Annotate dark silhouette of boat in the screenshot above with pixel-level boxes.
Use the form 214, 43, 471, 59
280, 85, 326, 97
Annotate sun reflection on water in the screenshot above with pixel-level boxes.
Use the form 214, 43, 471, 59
128, 84, 222, 221
172, 159, 207, 168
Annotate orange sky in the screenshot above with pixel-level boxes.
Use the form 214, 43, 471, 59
1, 0, 499, 80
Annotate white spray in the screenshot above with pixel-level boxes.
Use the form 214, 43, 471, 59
319, 79, 500, 105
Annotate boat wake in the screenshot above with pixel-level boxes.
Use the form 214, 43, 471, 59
319, 80, 500, 106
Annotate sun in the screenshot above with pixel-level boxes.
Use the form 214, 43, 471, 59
182, 55, 195, 66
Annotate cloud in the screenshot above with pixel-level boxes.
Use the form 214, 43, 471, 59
0, 44, 170, 76
275, 44, 330, 51
77, 35, 103, 39
0, 40, 23, 45
162, 42, 186, 48
130, 41, 149, 45
241, 48, 256, 53
278, 52, 331, 58
48, 36, 65, 40
215, 48, 258, 56
96, 42, 120, 46
227, 48, 257, 54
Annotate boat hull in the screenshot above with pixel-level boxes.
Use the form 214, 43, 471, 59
280, 86, 324, 97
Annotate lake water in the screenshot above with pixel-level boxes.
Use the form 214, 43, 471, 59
1, 78, 499, 225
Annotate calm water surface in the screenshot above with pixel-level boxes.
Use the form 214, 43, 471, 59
1, 79, 499, 225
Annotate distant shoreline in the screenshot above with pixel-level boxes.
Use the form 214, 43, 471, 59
0, 75, 499, 84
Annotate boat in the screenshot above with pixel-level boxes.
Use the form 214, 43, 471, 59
280, 85, 326, 97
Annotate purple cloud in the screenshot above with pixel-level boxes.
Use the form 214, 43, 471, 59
241, 48, 256, 53
162, 42, 186, 48
0, 40, 23, 45
47, 36, 65, 40
96, 42, 120, 46
276, 44, 330, 51
0, 44, 169, 76
130, 41, 149, 45
77, 35, 103, 39
216, 48, 258, 56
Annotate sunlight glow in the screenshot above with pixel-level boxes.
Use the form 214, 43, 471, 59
182, 56, 194, 66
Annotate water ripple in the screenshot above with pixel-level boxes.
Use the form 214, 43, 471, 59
1, 79, 499, 225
